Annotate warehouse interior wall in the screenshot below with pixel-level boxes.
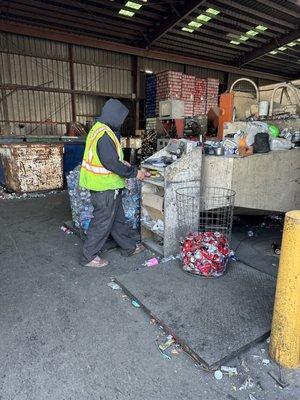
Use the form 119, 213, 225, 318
0, 32, 279, 137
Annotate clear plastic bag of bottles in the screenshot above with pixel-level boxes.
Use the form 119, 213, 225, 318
66, 165, 93, 232
122, 178, 141, 230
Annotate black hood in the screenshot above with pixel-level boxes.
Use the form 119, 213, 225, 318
96, 98, 129, 130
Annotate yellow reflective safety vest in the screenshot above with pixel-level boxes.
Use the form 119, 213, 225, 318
79, 121, 125, 191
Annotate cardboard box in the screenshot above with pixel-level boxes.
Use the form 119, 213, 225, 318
142, 193, 164, 213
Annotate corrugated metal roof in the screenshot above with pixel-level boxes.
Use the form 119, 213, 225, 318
0, 0, 299, 78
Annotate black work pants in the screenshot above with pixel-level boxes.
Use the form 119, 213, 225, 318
81, 189, 136, 264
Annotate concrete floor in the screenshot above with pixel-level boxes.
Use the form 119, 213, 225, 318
0, 192, 299, 400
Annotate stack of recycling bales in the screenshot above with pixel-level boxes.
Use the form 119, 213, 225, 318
194, 78, 207, 115
206, 78, 219, 112
181, 74, 196, 116
155, 70, 183, 114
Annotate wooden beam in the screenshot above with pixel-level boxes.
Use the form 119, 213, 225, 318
0, 20, 288, 81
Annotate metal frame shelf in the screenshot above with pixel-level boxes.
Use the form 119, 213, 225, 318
141, 145, 202, 257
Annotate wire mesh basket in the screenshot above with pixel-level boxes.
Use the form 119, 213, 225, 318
176, 186, 235, 278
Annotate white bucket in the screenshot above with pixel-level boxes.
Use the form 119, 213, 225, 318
259, 101, 269, 116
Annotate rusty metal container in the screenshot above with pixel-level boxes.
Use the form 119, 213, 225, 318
0, 143, 64, 193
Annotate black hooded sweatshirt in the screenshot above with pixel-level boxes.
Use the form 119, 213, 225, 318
95, 99, 137, 179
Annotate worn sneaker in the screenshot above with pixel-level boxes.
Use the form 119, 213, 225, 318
84, 256, 109, 268
121, 243, 146, 257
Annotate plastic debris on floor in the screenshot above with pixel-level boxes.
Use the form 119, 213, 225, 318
239, 377, 255, 390
0, 185, 61, 200
60, 226, 73, 235
107, 282, 121, 290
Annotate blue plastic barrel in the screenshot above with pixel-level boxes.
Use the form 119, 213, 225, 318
63, 141, 85, 176
0, 159, 4, 186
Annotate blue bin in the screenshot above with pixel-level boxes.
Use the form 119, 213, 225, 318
63, 141, 85, 176
0, 159, 4, 186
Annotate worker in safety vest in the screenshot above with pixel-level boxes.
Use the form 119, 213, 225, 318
79, 99, 145, 268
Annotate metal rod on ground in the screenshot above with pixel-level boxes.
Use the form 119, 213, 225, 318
269, 210, 300, 368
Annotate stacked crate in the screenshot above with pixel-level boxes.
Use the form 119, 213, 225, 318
205, 78, 219, 112
194, 78, 207, 115
181, 74, 196, 117
155, 71, 183, 114
145, 75, 157, 118
148, 71, 219, 117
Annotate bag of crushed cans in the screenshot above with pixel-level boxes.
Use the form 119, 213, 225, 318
181, 231, 232, 277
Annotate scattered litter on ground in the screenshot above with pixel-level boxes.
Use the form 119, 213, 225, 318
271, 242, 281, 255
135, 254, 181, 271
107, 282, 121, 290
131, 300, 141, 308
214, 370, 223, 380
241, 360, 250, 372
150, 318, 156, 325
266, 337, 270, 343
247, 230, 254, 237
155, 340, 171, 360
0, 186, 61, 201
221, 366, 238, 376
171, 347, 182, 356
260, 348, 266, 353
249, 394, 258, 400
159, 338, 175, 351
268, 367, 289, 388
60, 226, 73, 235
262, 358, 270, 365
161, 254, 181, 263
122, 294, 129, 301
239, 377, 255, 390
232, 385, 237, 391
142, 257, 160, 267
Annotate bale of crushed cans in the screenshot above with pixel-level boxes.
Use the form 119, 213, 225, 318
181, 231, 232, 277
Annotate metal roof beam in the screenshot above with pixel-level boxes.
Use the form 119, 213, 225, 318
205, 1, 286, 34
162, 34, 242, 56
214, 0, 296, 30
9, 0, 146, 31
155, 41, 231, 61
254, 0, 300, 19
0, 20, 288, 81
238, 28, 300, 66
167, 29, 259, 51
142, 0, 206, 46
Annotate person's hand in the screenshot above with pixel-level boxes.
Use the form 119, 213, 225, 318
136, 170, 145, 181
123, 161, 131, 167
